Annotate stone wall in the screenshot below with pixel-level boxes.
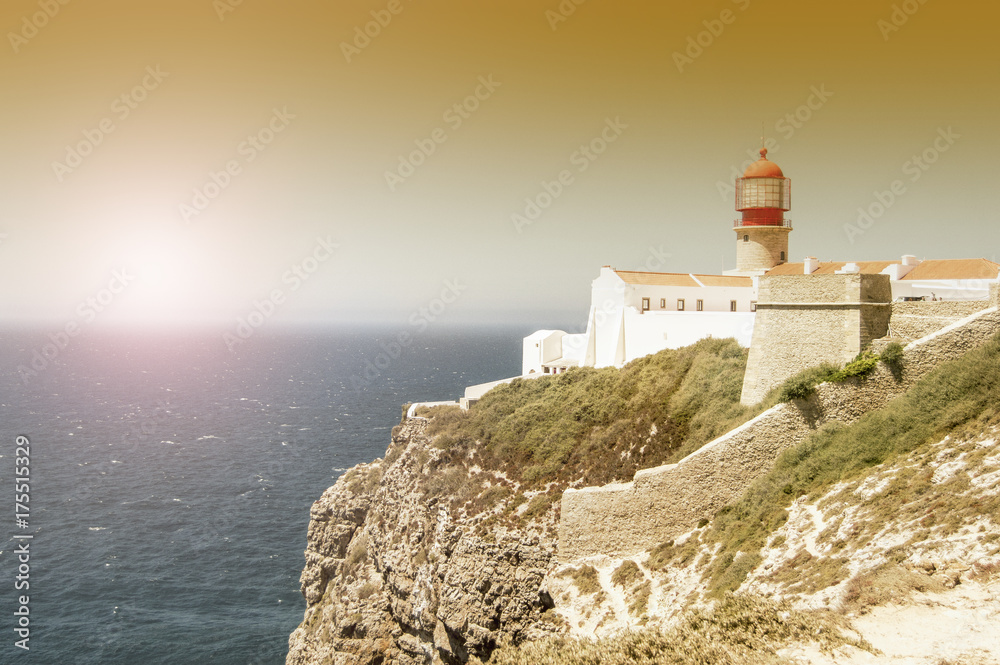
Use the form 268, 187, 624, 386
558, 305, 1000, 562
888, 300, 991, 341
739, 274, 892, 406
735, 226, 789, 273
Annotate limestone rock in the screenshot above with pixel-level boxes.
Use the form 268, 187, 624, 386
286, 420, 557, 665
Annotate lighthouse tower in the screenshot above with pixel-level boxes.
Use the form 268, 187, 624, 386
732, 147, 791, 275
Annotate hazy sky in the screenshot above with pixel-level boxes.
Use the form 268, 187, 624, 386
1, 0, 997, 330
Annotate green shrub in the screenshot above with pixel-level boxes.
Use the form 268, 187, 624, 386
776, 350, 888, 403
881, 341, 905, 371
775, 363, 839, 402
830, 351, 880, 381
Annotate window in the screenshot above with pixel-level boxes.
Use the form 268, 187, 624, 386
641, 297, 650, 312
677, 299, 685, 311
780, 251, 785, 261
730, 300, 737, 312
696, 299, 703, 311
751, 301, 757, 312
743, 235, 749, 242
660, 298, 666, 308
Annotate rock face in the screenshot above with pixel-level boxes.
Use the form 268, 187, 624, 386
286, 420, 557, 665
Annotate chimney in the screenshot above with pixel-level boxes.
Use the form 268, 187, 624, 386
804, 257, 820, 274
836, 262, 861, 274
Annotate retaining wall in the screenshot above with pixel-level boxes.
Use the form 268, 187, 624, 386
558, 301, 1000, 562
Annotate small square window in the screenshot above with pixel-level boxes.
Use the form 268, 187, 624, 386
730, 300, 737, 312
751, 301, 757, 312
696, 299, 703, 311
677, 299, 685, 311
660, 298, 666, 308
641, 297, 650, 312
743, 235, 749, 242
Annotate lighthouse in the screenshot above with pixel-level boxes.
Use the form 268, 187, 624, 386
732, 147, 791, 275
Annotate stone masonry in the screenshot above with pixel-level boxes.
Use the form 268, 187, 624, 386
739, 273, 893, 406
558, 294, 1000, 562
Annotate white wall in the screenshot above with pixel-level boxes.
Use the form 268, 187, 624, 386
522, 267, 758, 374
521, 330, 566, 375
623, 283, 755, 313
892, 278, 997, 301
621, 309, 756, 360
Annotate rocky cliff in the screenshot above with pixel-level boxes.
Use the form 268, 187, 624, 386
286, 419, 559, 665
288, 328, 1000, 664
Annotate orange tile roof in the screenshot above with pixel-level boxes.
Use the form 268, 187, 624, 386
766, 261, 895, 275
614, 270, 752, 288
615, 271, 697, 287
902, 259, 999, 280
766, 258, 999, 280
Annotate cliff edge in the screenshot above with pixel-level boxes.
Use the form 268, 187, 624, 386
286, 419, 559, 665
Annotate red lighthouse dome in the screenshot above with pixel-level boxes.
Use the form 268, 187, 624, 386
742, 148, 784, 178
735, 147, 791, 226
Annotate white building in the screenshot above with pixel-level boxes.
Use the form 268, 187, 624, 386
521, 255, 1000, 378
522, 266, 756, 375
452, 145, 1000, 410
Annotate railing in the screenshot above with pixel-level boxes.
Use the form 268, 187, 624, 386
733, 218, 792, 229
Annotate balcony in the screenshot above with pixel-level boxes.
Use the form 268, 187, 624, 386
733, 218, 792, 229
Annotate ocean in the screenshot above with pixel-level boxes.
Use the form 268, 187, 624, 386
0, 324, 536, 664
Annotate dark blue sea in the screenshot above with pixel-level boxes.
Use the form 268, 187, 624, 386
0, 324, 541, 664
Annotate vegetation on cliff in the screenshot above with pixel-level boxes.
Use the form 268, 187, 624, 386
774, 341, 904, 402
481, 594, 867, 665
484, 334, 1000, 665
700, 332, 1000, 595
420, 337, 767, 496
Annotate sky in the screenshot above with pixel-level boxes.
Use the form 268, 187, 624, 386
1, 0, 997, 331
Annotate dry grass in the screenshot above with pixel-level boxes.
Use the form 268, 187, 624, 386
627, 581, 651, 617
704, 333, 1000, 596
647, 535, 703, 571
611, 560, 643, 589
485, 594, 871, 665
558, 565, 601, 596
842, 563, 946, 613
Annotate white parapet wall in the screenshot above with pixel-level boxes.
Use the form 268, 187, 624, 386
558, 302, 1000, 562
